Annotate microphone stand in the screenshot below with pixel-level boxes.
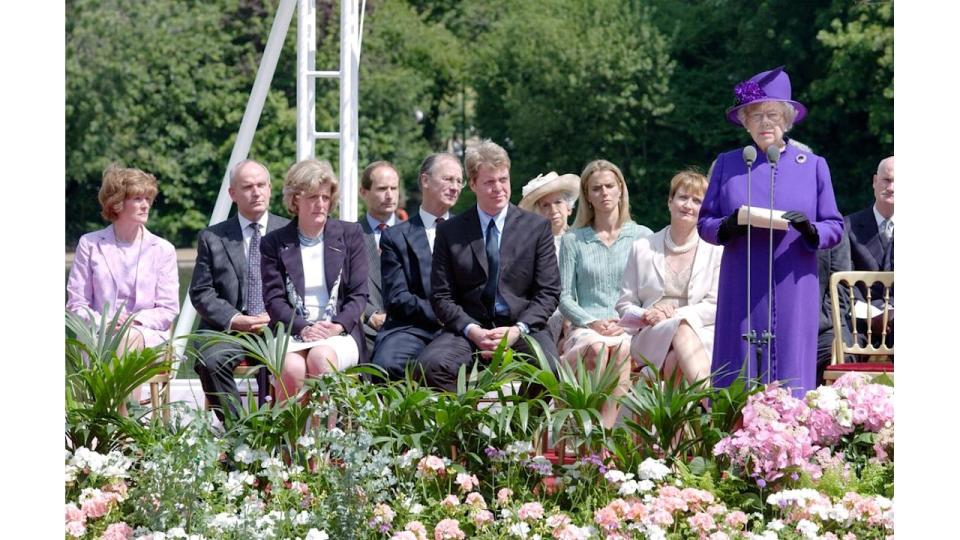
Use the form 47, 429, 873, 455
761, 148, 780, 384
741, 150, 761, 388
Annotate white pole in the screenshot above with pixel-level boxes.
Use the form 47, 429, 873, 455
297, 0, 317, 161
339, 0, 359, 221
170, 0, 297, 366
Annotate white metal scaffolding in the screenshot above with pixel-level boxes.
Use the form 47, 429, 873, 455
170, 0, 363, 365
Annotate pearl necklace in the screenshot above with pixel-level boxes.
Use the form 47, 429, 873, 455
664, 226, 699, 254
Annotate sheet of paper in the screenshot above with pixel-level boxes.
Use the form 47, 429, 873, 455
853, 301, 890, 320
737, 205, 790, 231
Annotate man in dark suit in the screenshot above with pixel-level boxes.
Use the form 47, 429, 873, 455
189, 160, 289, 420
357, 161, 401, 353
372, 153, 464, 380
815, 230, 853, 381
418, 140, 561, 391
845, 156, 894, 345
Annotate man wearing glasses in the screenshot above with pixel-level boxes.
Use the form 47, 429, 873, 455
371, 153, 465, 380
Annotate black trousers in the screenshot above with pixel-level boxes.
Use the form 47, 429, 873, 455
193, 340, 269, 421
417, 317, 558, 392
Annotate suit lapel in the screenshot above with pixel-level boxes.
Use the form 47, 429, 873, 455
278, 223, 305, 297
855, 211, 884, 268
134, 227, 159, 306
651, 231, 666, 285
324, 220, 345, 295
222, 218, 247, 301
466, 207, 488, 275
499, 205, 522, 267
407, 213, 433, 293
95, 226, 121, 294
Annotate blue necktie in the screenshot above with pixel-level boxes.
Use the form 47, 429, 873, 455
245, 223, 265, 315
481, 219, 500, 317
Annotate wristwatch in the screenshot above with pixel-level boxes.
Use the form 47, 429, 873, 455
516, 321, 530, 335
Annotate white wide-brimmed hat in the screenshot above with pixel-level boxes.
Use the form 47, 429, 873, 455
518, 171, 580, 212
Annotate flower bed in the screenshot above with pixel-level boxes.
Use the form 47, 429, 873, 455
65, 371, 893, 540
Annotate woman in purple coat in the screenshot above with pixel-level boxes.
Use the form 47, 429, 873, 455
697, 66, 843, 396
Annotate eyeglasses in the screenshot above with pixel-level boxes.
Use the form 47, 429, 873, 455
437, 175, 464, 187
747, 110, 783, 124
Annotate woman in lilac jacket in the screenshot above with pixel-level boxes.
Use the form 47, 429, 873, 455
66, 165, 180, 350
697, 67, 843, 396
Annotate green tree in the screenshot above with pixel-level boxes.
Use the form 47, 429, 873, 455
469, 0, 675, 226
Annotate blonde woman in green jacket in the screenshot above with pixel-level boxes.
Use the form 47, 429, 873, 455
558, 159, 652, 428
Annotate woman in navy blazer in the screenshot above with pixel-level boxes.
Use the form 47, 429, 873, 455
260, 159, 368, 402
66, 164, 179, 351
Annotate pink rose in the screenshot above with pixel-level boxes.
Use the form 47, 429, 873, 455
405, 521, 428, 540
455, 473, 480, 493
518, 502, 545, 521
434, 518, 465, 540
724, 511, 748, 529
465, 492, 487, 509
65, 503, 86, 524
687, 512, 717, 534
471, 509, 494, 528
101, 522, 134, 540
65, 520, 87, 538
496, 488, 513, 505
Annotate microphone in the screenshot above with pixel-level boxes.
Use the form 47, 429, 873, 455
766, 144, 780, 165
742, 146, 757, 167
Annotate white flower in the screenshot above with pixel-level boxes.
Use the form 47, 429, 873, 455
293, 511, 311, 525
766, 519, 785, 532
65, 464, 79, 484
637, 479, 655, 492
298, 435, 315, 448
506, 441, 535, 457
208, 512, 240, 531
638, 458, 671, 481
305, 529, 329, 540
234, 445, 256, 464
795, 519, 819, 539
643, 524, 666, 540
604, 469, 628, 483
166, 528, 189, 539
618, 480, 639, 496
508, 521, 531, 538
224, 471, 255, 500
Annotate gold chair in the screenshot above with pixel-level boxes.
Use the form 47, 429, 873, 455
823, 271, 894, 383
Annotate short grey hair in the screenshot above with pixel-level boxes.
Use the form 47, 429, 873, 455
418, 152, 462, 182
229, 159, 270, 187
736, 101, 798, 132
876, 156, 894, 177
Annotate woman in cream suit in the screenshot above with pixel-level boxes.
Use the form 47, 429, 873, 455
616, 170, 722, 383
66, 164, 179, 351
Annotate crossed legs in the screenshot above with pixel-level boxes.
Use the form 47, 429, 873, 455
661, 320, 710, 385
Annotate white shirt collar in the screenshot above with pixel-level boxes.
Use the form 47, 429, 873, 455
477, 205, 508, 234
365, 212, 397, 231
237, 212, 269, 232
872, 204, 894, 229
419, 206, 449, 228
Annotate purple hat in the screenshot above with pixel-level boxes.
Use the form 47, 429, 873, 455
725, 66, 807, 126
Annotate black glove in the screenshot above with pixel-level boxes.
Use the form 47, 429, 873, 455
782, 210, 819, 246
717, 209, 748, 243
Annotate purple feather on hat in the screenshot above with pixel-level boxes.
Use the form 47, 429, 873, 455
733, 80, 766, 106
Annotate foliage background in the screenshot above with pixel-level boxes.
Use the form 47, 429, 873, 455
66, 0, 893, 247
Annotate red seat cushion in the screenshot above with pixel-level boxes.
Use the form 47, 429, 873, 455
824, 362, 894, 373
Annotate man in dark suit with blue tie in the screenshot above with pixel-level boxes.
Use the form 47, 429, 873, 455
189, 160, 289, 420
845, 156, 894, 345
418, 140, 561, 391
372, 153, 464, 379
